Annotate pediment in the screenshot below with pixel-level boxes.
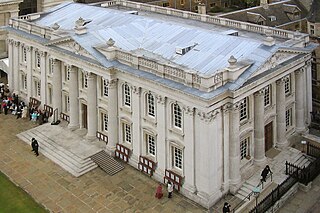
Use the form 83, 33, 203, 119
250, 51, 298, 78
45, 36, 94, 59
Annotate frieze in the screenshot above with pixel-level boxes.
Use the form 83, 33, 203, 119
108, 79, 118, 89
183, 106, 194, 116
131, 86, 141, 95
156, 95, 166, 105
197, 110, 219, 122
13, 41, 20, 47
254, 89, 264, 97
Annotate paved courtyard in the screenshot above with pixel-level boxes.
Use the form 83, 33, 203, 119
0, 113, 205, 213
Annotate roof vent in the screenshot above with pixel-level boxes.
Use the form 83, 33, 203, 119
222, 30, 239, 36
176, 43, 198, 55
125, 11, 138, 15
268, 16, 276, 22
74, 17, 87, 35
51, 23, 60, 30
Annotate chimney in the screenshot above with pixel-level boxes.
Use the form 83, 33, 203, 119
260, 0, 269, 9
198, 3, 206, 15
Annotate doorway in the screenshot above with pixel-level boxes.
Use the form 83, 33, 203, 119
264, 122, 273, 152
82, 103, 87, 129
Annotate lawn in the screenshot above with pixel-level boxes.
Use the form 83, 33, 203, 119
0, 172, 47, 213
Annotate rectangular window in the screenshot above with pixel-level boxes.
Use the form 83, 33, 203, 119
284, 75, 291, 95
82, 72, 88, 89
173, 147, 183, 170
239, 98, 248, 122
147, 134, 156, 156
173, 104, 182, 128
49, 59, 53, 74
21, 74, 27, 90
123, 123, 131, 144
285, 108, 292, 130
103, 79, 108, 97
35, 81, 41, 97
103, 113, 108, 132
64, 95, 70, 112
36, 51, 40, 68
264, 85, 271, 107
240, 137, 249, 160
65, 67, 70, 81
48, 86, 52, 105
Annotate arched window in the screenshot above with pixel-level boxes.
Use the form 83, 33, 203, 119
173, 103, 182, 128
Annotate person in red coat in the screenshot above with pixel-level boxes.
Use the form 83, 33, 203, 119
155, 184, 163, 199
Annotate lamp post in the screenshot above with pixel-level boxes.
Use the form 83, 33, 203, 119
301, 140, 307, 153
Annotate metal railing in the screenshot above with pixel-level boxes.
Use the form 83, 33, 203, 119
307, 142, 320, 159
60, 112, 70, 123
96, 131, 108, 144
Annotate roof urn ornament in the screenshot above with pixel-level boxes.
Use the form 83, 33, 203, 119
75, 17, 85, 28
107, 38, 115, 47
228, 55, 237, 68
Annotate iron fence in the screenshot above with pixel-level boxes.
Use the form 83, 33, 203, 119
307, 143, 320, 159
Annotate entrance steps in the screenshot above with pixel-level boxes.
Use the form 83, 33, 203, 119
91, 151, 124, 176
17, 123, 103, 177
234, 148, 314, 212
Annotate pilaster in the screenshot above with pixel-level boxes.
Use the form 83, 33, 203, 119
305, 61, 312, 125
183, 106, 196, 193
40, 51, 47, 107
26, 46, 32, 101
155, 95, 166, 178
295, 68, 305, 132
131, 86, 141, 164
221, 103, 231, 192
13, 40, 20, 94
7, 39, 14, 92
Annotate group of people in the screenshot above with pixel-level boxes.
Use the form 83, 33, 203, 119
0, 85, 49, 124
155, 181, 174, 199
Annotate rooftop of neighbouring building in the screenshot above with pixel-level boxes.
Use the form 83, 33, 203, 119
308, 0, 320, 23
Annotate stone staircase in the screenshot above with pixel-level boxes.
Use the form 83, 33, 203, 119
91, 151, 124, 176
234, 149, 314, 212
17, 124, 101, 177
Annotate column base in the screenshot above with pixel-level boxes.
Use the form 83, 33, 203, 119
295, 127, 307, 134
276, 140, 289, 149
254, 156, 267, 166
105, 145, 116, 156
184, 183, 197, 193
68, 124, 80, 131
86, 134, 96, 141
229, 178, 242, 194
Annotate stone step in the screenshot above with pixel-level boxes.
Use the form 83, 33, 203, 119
91, 151, 124, 176
17, 131, 98, 177
20, 130, 93, 168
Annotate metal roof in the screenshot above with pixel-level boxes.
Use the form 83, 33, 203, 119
34, 2, 277, 76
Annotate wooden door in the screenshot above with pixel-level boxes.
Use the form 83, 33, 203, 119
82, 104, 87, 129
265, 122, 273, 151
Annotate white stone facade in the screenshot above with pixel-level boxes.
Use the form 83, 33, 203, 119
4, 1, 315, 208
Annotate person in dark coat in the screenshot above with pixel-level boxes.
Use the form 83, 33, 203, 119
223, 202, 231, 213
261, 165, 272, 182
33, 139, 39, 156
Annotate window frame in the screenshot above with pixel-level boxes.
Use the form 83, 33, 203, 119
173, 103, 182, 129
173, 146, 183, 170
284, 75, 291, 96
240, 137, 250, 160
36, 51, 40, 68
285, 108, 293, 130
102, 113, 108, 132
264, 85, 271, 107
146, 92, 155, 117
146, 133, 156, 157
102, 79, 108, 97
123, 122, 132, 144
239, 97, 249, 122
123, 83, 131, 107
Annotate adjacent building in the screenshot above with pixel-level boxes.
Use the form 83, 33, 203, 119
2, 1, 315, 208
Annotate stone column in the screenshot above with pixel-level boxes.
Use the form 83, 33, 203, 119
107, 79, 118, 153
26, 46, 32, 101
276, 78, 287, 148
40, 51, 46, 107
183, 106, 196, 193
52, 59, 62, 113
221, 104, 231, 192
305, 61, 312, 125
155, 95, 166, 179
295, 68, 305, 132
131, 86, 141, 165
254, 90, 266, 164
7, 39, 14, 92
68, 66, 79, 130
229, 103, 241, 194
86, 72, 97, 140
13, 40, 20, 94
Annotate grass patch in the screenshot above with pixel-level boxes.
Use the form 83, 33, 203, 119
0, 172, 47, 213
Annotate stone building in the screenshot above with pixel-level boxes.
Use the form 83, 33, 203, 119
3, 1, 315, 208
307, 0, 320, 115
19, 0, 67, 15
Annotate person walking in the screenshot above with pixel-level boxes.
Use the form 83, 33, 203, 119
167, 181, 173, 198
32, 139, 39, 156
261, 165, 272, 182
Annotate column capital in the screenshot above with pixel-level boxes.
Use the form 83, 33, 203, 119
197, 109, 219, 123
183, 106, 194, 116
87, 72, 96, 79
7, 38, 14, 44
39, 51, 46, 57
254, 89, 265, 97
306, 60, 312, 66
295, 68, 304, 75
222, 103, 233, 113
131, 85, 141, 95
108, 79, 118, 89
156, 95, 166, 105
25, 45, 32, 52
276, 77, 286, 85
13, 40, 20, 47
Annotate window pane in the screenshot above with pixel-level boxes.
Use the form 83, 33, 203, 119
173, 104, 182, 128
147, 134, 155, 156
147, 93, 155, 117
174, 147, 183, 169
124, 84, 131, 106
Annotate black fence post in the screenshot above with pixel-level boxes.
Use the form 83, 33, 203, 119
285, 161, 288, 175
